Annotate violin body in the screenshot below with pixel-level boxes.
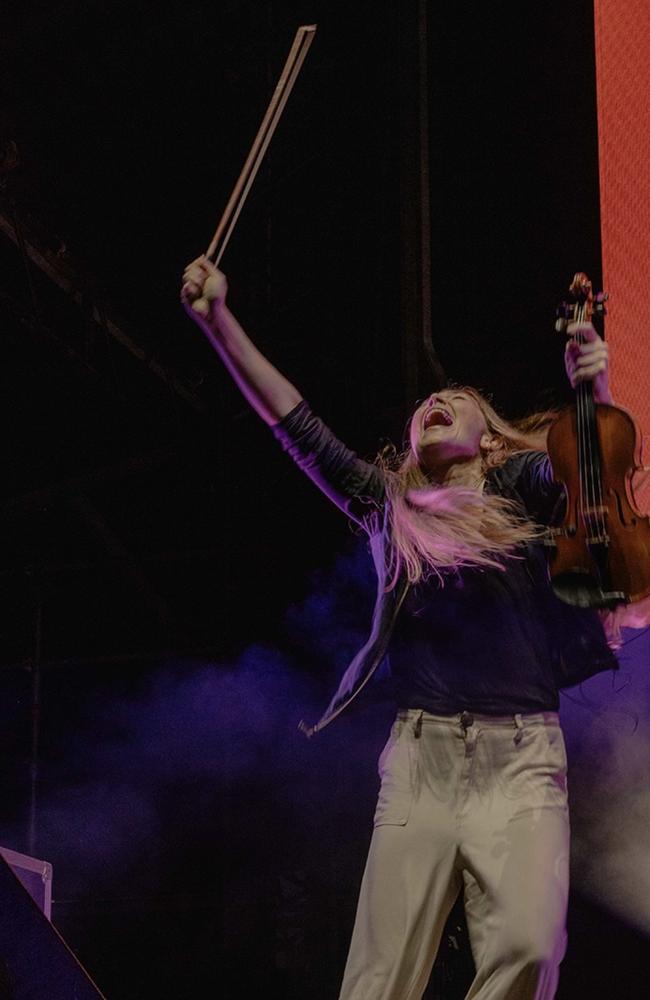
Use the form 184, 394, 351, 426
548, 402, 650, 608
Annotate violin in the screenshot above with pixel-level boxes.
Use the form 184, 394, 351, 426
547, 272, 650, 609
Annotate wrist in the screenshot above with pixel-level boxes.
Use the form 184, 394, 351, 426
593, 384, 614, 405
199, 300, 229, 336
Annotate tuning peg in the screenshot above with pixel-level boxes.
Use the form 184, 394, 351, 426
592, 291, 609, 316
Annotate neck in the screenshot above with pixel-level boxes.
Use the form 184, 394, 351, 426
431, 454, 486, 490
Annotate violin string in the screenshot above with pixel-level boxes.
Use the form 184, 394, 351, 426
576, 298, 606, 548
586, 331, 603, 543
586, 361, 599, 539
580, 312, 594, 538
576, 303, 590, 540
587, 298, 607, 542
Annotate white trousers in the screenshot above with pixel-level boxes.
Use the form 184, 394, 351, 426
339, 709, 570, 1000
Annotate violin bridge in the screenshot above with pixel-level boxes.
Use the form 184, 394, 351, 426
545, 526, 575, 539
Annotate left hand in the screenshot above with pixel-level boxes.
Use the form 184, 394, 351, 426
564, 321, 612, 404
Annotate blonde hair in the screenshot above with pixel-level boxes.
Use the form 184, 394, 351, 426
379, 387, 550, 589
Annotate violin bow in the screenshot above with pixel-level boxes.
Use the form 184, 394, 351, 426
206, 24, 317, 266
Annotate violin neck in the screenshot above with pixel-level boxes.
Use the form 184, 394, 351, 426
575, 366, 603, 510
576, 375, 594, 410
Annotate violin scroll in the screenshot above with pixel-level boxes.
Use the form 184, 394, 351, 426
555, 272, 608, 333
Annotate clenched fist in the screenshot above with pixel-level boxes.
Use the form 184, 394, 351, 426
181, 256, 228, 323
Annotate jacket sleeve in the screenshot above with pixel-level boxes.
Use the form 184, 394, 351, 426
271, 400, 386, 526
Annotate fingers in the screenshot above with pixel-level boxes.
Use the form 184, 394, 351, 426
566, 320, 598, 341
565, 338, 608, 361
189, 297, 211, 318
181, 258, 208, 305
565, 335, 609, 387
570, 359, 608, 384
181, 255, 228, 318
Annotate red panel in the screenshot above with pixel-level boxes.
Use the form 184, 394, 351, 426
595, 0, 650, 509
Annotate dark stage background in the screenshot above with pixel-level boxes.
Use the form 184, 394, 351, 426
1, 1, 649, 997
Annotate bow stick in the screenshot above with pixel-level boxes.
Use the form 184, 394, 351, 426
206, 24, 317, 265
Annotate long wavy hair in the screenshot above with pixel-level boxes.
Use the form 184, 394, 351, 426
379, 387, 553, 589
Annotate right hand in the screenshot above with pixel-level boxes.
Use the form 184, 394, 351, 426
181, 256, 228, 323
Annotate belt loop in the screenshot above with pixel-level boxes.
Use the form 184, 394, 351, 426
413, 711, 423, 739
460, 711, 474, 732
513, 713, 524, 745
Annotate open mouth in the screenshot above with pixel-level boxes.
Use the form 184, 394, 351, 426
423, 407, 453, 429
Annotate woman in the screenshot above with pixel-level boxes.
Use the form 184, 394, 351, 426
181, 256, 616, 1000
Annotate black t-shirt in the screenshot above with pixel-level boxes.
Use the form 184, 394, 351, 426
388, 451, 570, 715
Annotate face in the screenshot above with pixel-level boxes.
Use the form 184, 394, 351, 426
409, 390, 493, 472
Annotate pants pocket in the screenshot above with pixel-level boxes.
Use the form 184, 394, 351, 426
373, 720, 419, 827
495, 724, 568, 805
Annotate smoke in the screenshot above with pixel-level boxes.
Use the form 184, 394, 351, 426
6, 533, 649, 942
0, 538, 383, 900
561, 626, 650, 936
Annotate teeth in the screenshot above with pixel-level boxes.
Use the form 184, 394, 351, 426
424, 407, 452, 428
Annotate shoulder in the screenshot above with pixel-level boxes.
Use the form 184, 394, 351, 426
488, 451, 563, 524
488, 450, 549, 493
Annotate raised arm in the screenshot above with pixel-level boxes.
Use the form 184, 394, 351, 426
181, 256, 303, 425
181, 257, 385, 523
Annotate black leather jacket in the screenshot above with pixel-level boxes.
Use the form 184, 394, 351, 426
273, 401, 617, 737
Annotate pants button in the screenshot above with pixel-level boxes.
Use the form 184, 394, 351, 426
460, 711, 474, 730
